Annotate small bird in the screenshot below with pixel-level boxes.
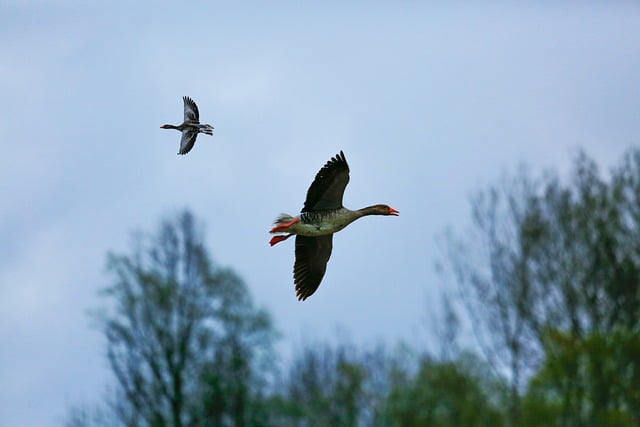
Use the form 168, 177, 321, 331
160, 96, 214, 155
270, 151, 398, 301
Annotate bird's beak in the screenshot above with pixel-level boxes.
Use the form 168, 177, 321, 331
389, 207, 399, 216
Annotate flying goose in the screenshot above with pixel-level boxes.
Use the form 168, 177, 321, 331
161, 96, 214, 155
270, 151, 398, 300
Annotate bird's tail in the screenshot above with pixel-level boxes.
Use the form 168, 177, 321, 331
270, 213, 303, 234
199, 124, 214, 135
272, 213, 295, 228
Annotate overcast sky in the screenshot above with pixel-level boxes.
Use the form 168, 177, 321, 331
1, 2, 639, 426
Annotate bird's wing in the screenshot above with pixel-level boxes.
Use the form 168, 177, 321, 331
183, 96, 200, 122
294, 235, 333, 301
178, 129, 198, 155
302, 151, 350, 213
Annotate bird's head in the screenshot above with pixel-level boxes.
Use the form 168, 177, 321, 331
368, 204, 399, 216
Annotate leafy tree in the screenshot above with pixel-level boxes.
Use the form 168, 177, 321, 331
442, 148, 640, 426
521, 328, 640, 427
269, 341, 397, 427
384, 352, 504, 427
95, 210, 275, 427
517, 150, 640, 426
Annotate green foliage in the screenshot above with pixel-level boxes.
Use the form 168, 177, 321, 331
443, 147, 640, 426
269, 341, 387, 427
266, 342, 506, 427
384, 353, 504, 427
520, 327, 640, 427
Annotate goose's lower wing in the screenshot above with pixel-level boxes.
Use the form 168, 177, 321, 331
179, 129, 198, 155
294, 235, 333, 301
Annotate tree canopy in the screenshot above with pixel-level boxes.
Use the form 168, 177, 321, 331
443, 149, 640, 426
94, 211, 276, 427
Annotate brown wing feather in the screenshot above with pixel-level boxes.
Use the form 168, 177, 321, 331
302, 151, 350, 213
183, 96, 200, 122
294, 235, 333, 301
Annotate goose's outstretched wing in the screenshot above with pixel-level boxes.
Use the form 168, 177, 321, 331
178, 129, 198, 155
302, 151, 350, 213
183, 96, 200, 122
294, 235, 333, 300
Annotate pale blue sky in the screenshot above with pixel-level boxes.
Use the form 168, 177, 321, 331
1, 2, 639, 426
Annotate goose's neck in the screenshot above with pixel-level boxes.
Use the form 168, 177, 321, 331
355, 205, 385, 217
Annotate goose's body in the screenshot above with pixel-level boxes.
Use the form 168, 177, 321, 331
161, 96, 214, 155
270, 151, 398, 301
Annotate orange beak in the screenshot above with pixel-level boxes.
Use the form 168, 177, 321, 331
389, 207, 399, 216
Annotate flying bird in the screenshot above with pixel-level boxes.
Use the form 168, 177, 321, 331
160, 96, 214, 155
270, 150, 399, 301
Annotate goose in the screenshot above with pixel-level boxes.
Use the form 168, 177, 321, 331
270, 150, 398, 300
160, 96, 214, 155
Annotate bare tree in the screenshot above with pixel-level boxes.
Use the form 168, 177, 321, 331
442, 169, 544, 425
